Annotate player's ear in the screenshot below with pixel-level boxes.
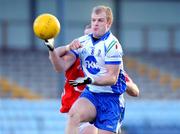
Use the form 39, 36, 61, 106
106, 21, 111, 30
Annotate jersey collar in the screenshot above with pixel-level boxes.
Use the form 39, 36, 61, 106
90, 31, 110, 45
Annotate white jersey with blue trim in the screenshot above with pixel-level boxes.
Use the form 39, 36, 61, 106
72, 31, 126, 94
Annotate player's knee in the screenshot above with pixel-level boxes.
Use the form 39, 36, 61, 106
68, 109, 81, 126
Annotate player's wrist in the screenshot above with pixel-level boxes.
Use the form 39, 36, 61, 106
69, 76, 95, 87
65, 45, 70, 52
44, 39, 55, 51
86, 76, 95, 84
47, 45, 54, 51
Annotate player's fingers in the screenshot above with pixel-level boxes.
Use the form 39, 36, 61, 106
72, 84, 78, 87
75, 43, 82, 49
69, 42, 81, 50
69, 80, 77, 85
69, 80, 76, 83
69, 45, 76, 50
69, 82, 78, 87
69, 82, 75, 85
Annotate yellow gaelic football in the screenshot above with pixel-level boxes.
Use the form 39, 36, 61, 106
33, 13, 60, 40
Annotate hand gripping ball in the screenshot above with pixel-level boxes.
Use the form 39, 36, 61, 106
33, 13, 60, 40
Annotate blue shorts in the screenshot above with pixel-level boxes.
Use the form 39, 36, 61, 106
80, 89, 125, 133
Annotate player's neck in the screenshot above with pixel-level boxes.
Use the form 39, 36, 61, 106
92, 36, 99, 42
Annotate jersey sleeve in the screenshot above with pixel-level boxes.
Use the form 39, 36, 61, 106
105, 39, 123, 65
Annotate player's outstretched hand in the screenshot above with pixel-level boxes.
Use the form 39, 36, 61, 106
44, 38, 54, 51
68, 39, 82, 51
69, 77, 94, 87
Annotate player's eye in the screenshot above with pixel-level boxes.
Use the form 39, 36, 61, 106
92, 19, 96, 22
99, 18, 104, 22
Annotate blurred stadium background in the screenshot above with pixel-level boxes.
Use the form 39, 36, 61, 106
0, 0, 180, 134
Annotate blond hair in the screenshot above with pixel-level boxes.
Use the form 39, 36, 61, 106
92, 5, 113, 26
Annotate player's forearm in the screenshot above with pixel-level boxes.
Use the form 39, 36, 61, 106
92, 65, 120, 86
55, 46, 70, 57
48, 45, 71, 72
92, 74, 118, 86
126, 82, 139, 97
49, 50, 66, 72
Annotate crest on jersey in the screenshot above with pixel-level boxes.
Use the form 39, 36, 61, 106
85, 56, 100, 74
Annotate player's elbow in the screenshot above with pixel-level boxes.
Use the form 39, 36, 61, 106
49, 56, 65, 73
126, 83, 140, 97
131, 89, 140, 97
54, 67, 64, 73
133, 85, 140, 97
126, 89, 139, 97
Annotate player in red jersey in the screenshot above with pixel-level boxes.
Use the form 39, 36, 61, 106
48, 24, 97, 133
60, 24, 92, 113
60, 58, 86, 113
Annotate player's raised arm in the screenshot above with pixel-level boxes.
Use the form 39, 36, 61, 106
33, 13, 80, 73
46, 39, 82, 72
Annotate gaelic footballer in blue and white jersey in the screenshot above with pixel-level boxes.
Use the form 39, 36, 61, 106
71, 31, 126, 94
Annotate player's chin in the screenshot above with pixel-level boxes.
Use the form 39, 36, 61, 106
93, 32, 101, 38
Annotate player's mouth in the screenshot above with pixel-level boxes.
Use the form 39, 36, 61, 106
93, 28, 98, 31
